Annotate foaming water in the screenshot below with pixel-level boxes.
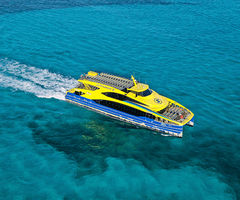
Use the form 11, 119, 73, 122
0, 59, 77, 100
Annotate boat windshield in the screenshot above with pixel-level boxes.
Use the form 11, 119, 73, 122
137, 89, 152, 97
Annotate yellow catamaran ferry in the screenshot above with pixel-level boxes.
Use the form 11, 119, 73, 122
65, 71, 194, 137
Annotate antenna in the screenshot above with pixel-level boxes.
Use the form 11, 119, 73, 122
131, 75, 137, 86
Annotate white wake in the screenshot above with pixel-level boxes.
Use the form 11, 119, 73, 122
0, 58, 77, 100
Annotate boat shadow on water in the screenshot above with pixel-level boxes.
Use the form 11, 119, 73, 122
29, 113, 240, 196
29, 109, 178, 175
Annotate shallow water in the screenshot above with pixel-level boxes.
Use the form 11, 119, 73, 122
0, 1, 240, 199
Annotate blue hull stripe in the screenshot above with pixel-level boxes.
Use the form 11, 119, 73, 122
65, 93, 183, 135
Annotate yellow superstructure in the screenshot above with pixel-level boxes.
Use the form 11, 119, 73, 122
66, 71, 194, 126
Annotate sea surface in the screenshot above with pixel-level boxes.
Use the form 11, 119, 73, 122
0, 0, 240, 199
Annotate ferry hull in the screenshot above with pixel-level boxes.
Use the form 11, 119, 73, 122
65, 93, 184, 137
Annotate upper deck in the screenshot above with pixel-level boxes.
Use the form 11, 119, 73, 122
79, 72, 135, 91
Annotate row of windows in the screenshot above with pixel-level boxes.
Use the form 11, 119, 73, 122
94, 100, 156, 119
131, 89, 152, 97
138, 89, 152, 97
102, 92, 147, 106
75, 91, 84, 96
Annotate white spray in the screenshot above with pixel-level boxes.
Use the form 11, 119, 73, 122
0, 58, 77, 100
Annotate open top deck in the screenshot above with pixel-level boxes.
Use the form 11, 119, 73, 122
79, 72, 135, 90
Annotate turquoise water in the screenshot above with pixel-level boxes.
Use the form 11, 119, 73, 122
0, 1, 240, 199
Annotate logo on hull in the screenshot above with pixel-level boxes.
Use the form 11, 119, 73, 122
154, 98, 162, 104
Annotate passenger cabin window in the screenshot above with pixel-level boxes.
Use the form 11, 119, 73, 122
103, 92, 126, 101
103, 92, 147, 106
137, 89, 152, 97
94, 100, 156, 120
75, 91, 84, 96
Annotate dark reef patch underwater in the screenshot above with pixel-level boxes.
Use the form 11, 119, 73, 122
0, 0, 239, 199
